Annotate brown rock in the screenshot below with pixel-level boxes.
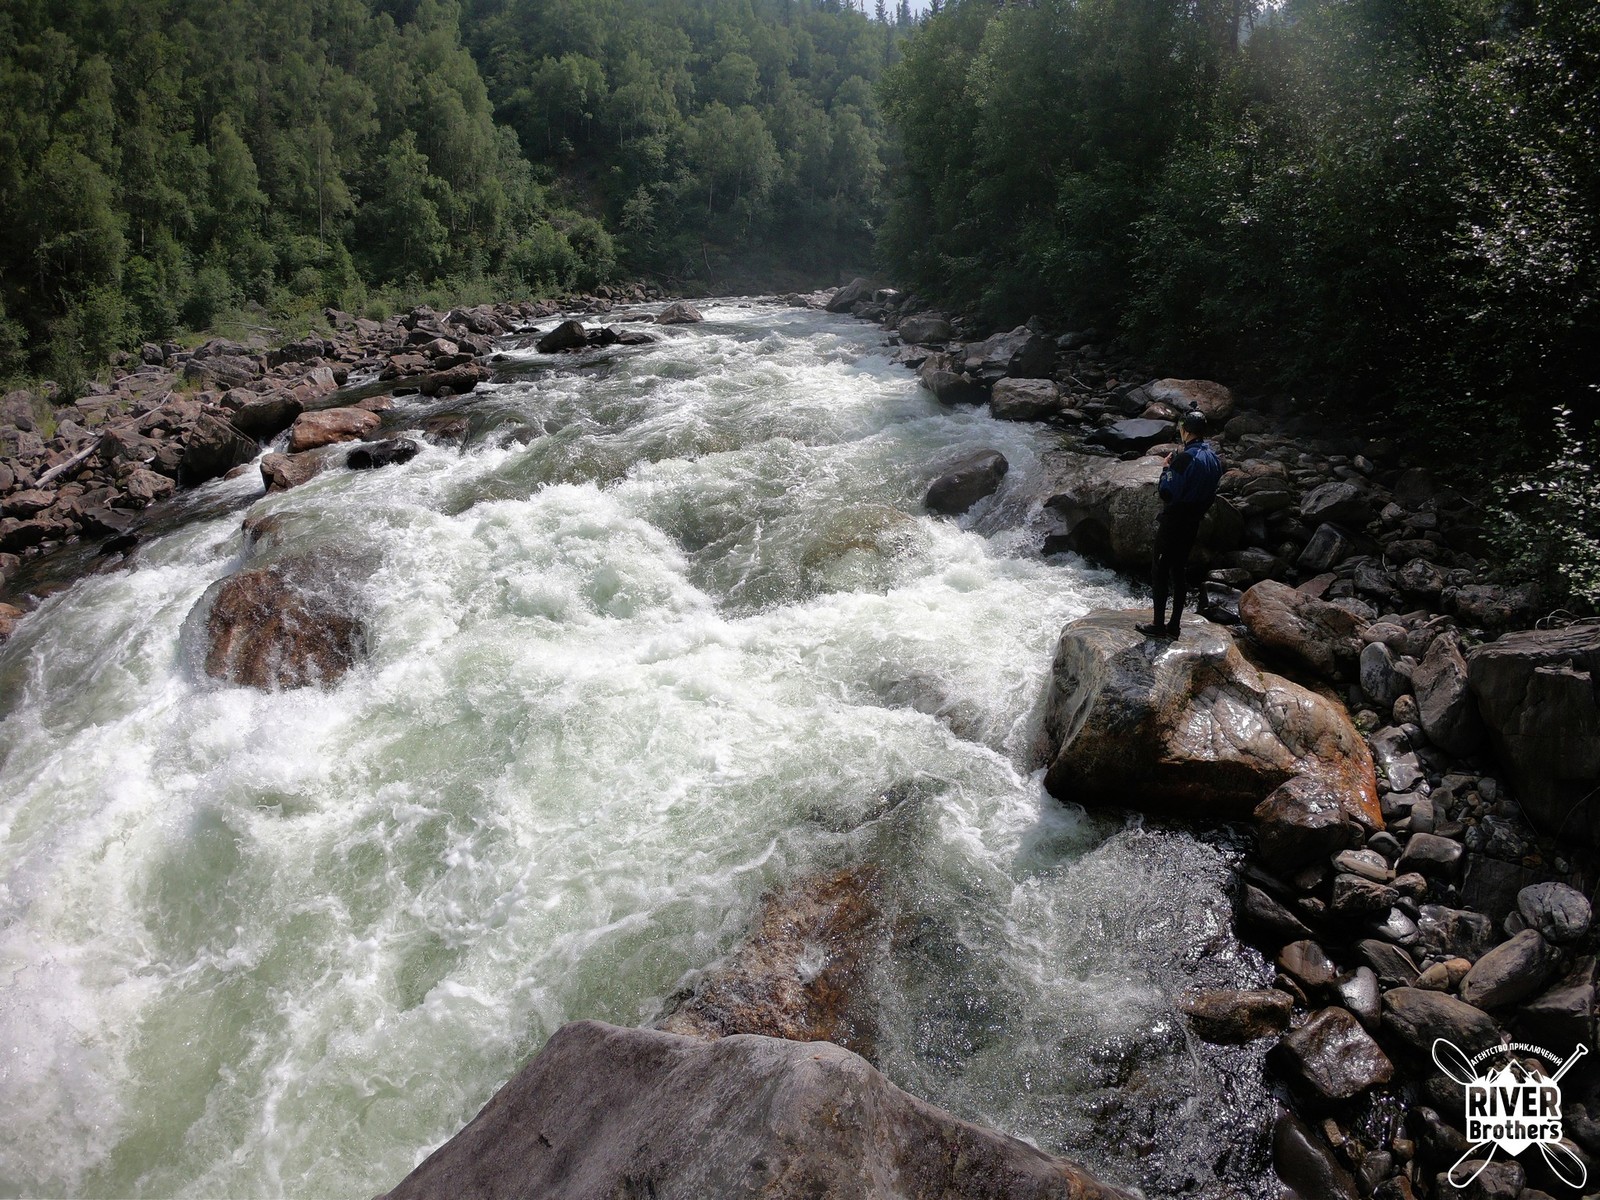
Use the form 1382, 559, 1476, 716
1275, 1006, 1394, 1100
1042, 611, 1381, 827
1254, 775, 1360, 871
1, 488, 54, 517
231, 394, 305, 441
260, 452, 325, 493
180, 412, 259, 485
203, 563, 365, 690
287, 407, 381, 453
417, 363, 490, 397
381, 1021, 1135, 1200
925, 450, 1008, 516
1177, 988, 1293, 1043
1238, 579, 1363, 680
989, 378, 1062, 422
124, 468, 176, 506
1144, 378, 1235, 423
659, 866, 882, 1056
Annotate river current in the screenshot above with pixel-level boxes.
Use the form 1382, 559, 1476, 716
0, 303, 1274, 1198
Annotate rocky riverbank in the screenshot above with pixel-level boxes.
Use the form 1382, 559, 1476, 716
825, 278, 1600, 1200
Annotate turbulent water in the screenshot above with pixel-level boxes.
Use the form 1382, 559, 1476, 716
0, 303, 1275, 1198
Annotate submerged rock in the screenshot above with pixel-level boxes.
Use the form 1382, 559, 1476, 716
658, 866, 882, 1057
656, 300, 704, 325
537, 319, 590, 351
203, 561, 365, 690
1041, 610, 1381, 827
381, 1021, 1135, 1200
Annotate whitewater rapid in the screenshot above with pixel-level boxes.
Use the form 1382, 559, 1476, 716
0, 303, 1273, 1197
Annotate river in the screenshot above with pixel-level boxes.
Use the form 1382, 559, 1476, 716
0, 302, 1275, 1198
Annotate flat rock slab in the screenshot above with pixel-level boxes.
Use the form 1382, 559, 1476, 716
382, 1021, 1134, 1200
288, 406, 381, 453
1041, 610, 1381, 827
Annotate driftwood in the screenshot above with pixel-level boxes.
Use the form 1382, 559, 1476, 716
34, 442, 97, 487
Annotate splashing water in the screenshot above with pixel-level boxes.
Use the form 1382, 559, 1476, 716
0, 303, 1274, 1197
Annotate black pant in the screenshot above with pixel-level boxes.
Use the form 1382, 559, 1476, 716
1152, 506, 1203, 629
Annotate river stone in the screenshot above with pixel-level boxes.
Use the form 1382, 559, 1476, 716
896, 313, 951, 344
1177, 988, 1293, 1043
825, 278, 870, 313
1297, 523, 1356, 573
1466, 625, 1600, 844
1360, 641, 1410, 708
203, 562, 365, 690
417, 363, 490, 397
963, 326, 1054, 379
1358, 939, 1421, 988
1334, 848, 1392, 883
347, 438, 421, 471
125, 467, 176, 506
537, 319, 590, 351
1254, 776, 1360, 871
1397, 833, 1463, 879
1240, 883, 1315, 944
1416, 905, 1496, 962
1300, 481, 1374, 528
656, 300, 704, 324
1520, 957, 1596, 1050
1082, 417, 1172, 453
1517, 883, 1592, 944
1435, 1160, 1524, 1200
1276, 1006, 1394, 1101
1144, 378, 1234, 423
260, 451, 325, 493
1332, 874, 1400, 916
1273, 1113, 1359, 1200
1381, 988, 1502, 1059
287, 407, 381, 453
989, 378, 1062, 422
1337, 966, 1382, 1030
180, 412, 259, 485
1043, 453, 1242, 571
1, 488, 53, 517
1239, 580, 1363, 680
917, 359, 986, 405
380, 1020, 1135, 1200
659, 866, 882, 1056
1460, 929, 1559, 1010
231, 393, 305, 441
1412, 632, 1481, 756
1279, 940, 1340, 992
1368, 726, 1424, 793
1042, 611, 1381, 827
925, 450, 1007, 516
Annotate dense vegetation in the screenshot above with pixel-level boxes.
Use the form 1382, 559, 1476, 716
0, 0, 901, 381
881, 0, 1599, 447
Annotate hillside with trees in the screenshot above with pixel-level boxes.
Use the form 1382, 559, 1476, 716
0, 0, 901, 383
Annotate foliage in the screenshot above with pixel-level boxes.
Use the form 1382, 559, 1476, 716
1490, 401, 1600, 613
880, 0, 1600, 452
0, 0, 906, 380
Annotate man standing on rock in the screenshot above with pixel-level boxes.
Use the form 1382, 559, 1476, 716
1139, 409, 1222, 639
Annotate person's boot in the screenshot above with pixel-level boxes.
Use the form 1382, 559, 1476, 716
1166, 618, 1181, 639
1136, 619, 1172, 639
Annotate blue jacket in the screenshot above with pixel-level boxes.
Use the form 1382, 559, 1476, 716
1159, 438, 1222, 512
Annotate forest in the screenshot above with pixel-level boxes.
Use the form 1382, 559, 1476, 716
0, 0, 903, 384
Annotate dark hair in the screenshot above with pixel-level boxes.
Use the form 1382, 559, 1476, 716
1181, 410, 1207, 433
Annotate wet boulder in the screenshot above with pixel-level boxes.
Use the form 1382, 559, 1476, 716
1517, 883, 1592, 945
231, 393, 305, 441
1412, 632, 1482, 757
925, 450, 1008, 516
1273, 1007, 1394, 1101
202, 560, 365, 690
1082, 418, 1172, 454
260, 451, 325, 493
917, 357, 986, 405
1041, 611, 1381, 827
658, 866, 882, 1056
1238, 580, 1363, 680
417, 363, 489, 397
536, 320, 590, 352
1381, 987, 1502, 1059
1141, 379, 1235, 424
1177, 988, 1293, 1044
381, 1021, 1135, 1200
287, 406, 381, 453
655, 301, 704, 325
180, 412, 259, 485
347, 439, 420, 471
1466, 625, 1600, 844
1459, 929, 1559, 1010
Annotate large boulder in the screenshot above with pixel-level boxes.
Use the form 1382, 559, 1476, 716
260, 451, 325, 493
1237, 579, 1363, 680
659, 866, 882, 1056
287, 406, 381, 453
231, 394, 305, 441
1043, 454, 1242, 570
989, 378, 1063, 422
917, 362, 986, 406
655, 301, 704, 325
202, 561, 365, 689
925, 450, 1008, 516
180, 412, 259, 485
825, 278, 871, 313
537, 320, 590, 352
1142, 379, 1235, 423
1041, 610, 1381, 827
381, 1021, 1134, 1200
1412, 631, 1483, 756
963, 326, 1054, 380
1081, 418, 1173, 454
896, 313, 952, 345
1466, 625, 1600, 844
